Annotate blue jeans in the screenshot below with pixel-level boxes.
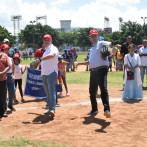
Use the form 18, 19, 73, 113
140, 66, 147, 83
42, 72, 57, 112
6, 73, 15, 109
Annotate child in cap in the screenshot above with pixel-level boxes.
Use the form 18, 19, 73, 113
13, 54, 26, 103
58, 55, 70, 96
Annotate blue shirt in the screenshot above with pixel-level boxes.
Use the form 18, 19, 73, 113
89, 41, 109, 69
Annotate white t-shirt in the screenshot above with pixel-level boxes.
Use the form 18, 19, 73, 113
41, 44, 59, 76
14, 64, 23, 79
7, 57, 13, 73
138, 47, 147, 66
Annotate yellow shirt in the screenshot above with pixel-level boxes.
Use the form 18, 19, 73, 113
117, 51, 123, 59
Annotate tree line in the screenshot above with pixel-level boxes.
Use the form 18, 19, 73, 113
0, 20, 146, 51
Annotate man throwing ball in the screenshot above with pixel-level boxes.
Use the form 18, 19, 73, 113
77, 29, 111, 118
40, 34, 59, 117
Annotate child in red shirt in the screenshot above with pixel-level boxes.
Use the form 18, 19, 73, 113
58, 55, 70, 96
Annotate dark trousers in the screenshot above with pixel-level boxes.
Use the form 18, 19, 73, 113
15, 79, 23, 98
0, 80, 7, 116
89, 67, 110, 112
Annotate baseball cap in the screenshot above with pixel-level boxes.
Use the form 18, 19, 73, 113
58, 55, 63, 59
70, 48, 74, 51
3, 38, 9, 43
139, 45, 143, 49
13, 54, 20, 59
14, 47, 17, 50
1, 44, 10, 50
43, 34, 52, 40
89, 29, 98, 36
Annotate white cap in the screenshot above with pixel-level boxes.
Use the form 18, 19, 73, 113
3, 38, 9, 43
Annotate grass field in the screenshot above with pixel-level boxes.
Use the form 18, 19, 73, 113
0, 137, 65, 147
21, 54, 124, 88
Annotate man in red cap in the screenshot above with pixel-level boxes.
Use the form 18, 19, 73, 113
77, 29, 112, 118
39, 34, 59, 117
0, 44, 12, 119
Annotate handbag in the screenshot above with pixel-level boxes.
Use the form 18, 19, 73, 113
127, 55, 134, 80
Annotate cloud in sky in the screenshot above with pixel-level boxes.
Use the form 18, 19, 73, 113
0, 0, 146, 35
50, 0, 70, 6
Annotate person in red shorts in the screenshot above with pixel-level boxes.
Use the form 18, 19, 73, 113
34, 42, 46, 70
0, 44, 11, 119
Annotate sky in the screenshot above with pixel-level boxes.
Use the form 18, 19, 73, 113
0, 0, 147, 35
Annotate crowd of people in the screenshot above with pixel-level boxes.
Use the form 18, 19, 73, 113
0, 29, 146, 119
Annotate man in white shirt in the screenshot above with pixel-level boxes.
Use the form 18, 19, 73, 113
77, 29, 111, 118
40, 34, 59, 117
138, 40, 147, 84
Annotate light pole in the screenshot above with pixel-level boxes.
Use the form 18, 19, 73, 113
30, 20, 36, 50
141, 17, 147, 37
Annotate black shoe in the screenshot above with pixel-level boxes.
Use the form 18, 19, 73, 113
87, 110, 98, 115
8, 106, 16, 111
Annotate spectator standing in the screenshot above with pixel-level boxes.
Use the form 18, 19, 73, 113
121, 36, 132, 58
122, 44, 143, 99
138, 40, 147, 84
1, 45, 16, 111
14, 47, 20, 56
0, 44, 11, 119
3, 38, 15, 58
29, 50, 32, 60
25, 52, 28, 60
23, 52, 26, 60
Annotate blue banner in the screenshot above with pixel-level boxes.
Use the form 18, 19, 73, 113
24, 67, 62, 99
24, 67, 46, 98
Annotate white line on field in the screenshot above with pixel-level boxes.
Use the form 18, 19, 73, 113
14, 97, 147, 111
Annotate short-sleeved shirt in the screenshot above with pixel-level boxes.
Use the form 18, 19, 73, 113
14, 64, 23, 79
0, 53, 11, 81
89, 41, 110, 69
120, 42, 131, 56
41, 44, 59, 76
8, 48, 15, 58
138, 47, 147, 66
35, 48, 45, 58
58, 62, 66, 76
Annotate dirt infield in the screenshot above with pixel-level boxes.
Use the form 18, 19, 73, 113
0, 82, 147, 147
0, 65, 147, 146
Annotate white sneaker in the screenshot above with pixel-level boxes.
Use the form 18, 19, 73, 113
48, 110, 55, 117
44, 109, 49, 114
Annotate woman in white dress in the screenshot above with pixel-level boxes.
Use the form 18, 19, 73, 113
122, 44, 143, 99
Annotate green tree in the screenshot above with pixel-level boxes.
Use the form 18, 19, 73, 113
0, 25, 16, 46
18, 23, 64, 50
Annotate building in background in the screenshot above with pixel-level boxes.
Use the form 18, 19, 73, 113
55, 20, 102, 32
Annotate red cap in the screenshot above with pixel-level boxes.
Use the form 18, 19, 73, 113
1, 44, 10, 50
89, 29, 98, 36
13, 54, 20, 59
43, 34, 52, 40
70, 48, 74, 51
139, 45, 143, 49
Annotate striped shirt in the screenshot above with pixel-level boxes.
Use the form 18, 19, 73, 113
0, 53, 11, 81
